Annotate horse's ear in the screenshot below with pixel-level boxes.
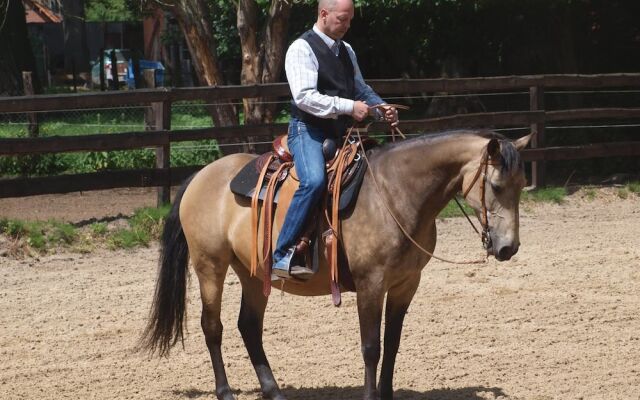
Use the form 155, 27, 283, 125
487, 138, 501, 159
514, 132, 535, 151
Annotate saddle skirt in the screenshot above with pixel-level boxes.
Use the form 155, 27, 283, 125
229, 134, 374, 305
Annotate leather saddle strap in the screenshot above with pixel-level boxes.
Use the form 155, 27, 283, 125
261, 161, 292, 297
251, 154, 275, 278
327, 142, 358, 283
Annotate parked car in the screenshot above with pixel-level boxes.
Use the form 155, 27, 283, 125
90, 49, 164, 89
90, 49, 131, 88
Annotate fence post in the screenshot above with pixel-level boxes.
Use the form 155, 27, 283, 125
21, 71, 39, 138
110, 49, 119, 90
143, 73, 171, 206
529, 85, 546, 187
153, 100, 171, 206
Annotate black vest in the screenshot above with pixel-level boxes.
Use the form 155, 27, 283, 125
290, 30, 356, 138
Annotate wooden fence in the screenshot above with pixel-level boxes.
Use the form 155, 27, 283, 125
1, 74, 639, 204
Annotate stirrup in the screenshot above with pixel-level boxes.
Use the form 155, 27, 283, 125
272, 247, 313, 281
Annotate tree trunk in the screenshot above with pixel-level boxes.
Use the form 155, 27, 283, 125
237, 0, 291, 124
171, 0, 238, 127
0, 0, 40, 95
61, 0, 90, 74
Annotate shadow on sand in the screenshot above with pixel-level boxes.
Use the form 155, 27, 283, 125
173, 385, 508, 399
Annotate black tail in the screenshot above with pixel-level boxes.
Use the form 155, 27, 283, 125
140, 175, 195, 356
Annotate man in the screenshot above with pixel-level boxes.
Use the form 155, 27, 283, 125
272, 0, 399, 279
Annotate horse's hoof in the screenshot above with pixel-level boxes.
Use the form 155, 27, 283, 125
216, 386, 236, 400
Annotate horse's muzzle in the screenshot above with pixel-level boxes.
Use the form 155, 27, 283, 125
487, 234, 520, 261
492, 241, 519, 261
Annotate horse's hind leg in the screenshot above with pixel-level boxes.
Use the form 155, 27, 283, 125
194, 256, 236, 400
234, 265, 286, 400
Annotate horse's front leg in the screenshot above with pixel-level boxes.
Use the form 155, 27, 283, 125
235, 267, 286, 400
356, 275, 386, 400
378, 275, 421, 399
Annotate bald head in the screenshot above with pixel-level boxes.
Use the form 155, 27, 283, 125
316, 0, 354, 40
317, 0, 353, 14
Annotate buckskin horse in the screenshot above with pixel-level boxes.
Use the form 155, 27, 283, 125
142, 129, 532, 400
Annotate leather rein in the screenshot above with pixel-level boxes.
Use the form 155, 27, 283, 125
352, 105, 496, 265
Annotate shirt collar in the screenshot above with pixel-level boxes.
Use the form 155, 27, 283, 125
313, 25, 340, 51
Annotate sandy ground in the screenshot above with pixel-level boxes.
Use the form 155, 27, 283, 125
1, 188, 639, 400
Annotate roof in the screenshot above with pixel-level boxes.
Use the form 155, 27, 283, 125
23, 0, 62, 24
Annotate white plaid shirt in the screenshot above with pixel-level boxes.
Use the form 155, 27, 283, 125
285, 25, 385, 120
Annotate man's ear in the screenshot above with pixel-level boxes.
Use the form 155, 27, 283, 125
514, 132, 534, 151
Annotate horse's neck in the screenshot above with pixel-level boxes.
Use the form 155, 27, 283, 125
371, 135, 482, 227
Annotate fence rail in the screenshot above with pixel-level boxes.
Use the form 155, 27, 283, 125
1, 73, 639, 202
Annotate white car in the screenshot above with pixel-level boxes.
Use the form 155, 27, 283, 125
90, 49, 131, 88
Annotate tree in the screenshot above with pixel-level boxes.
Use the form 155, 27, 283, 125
143, 0, 296, 128
0, 0, 40, 95
237, 0, 291, 124
61, 0, 91, 73
169, 0, 238, 127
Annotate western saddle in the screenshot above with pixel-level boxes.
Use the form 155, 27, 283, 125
250, 129, 371, 305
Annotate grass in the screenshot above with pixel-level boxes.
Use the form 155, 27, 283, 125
0, 108, 221, 178
521, 187, 567, 204
0, 205, 171, 256
627, 181, 640, 194
617, 188, 629, 199
439, 186, 570, 219
438, 198, 475, 218
616, 181, 640, 199
583, 187, 597, 201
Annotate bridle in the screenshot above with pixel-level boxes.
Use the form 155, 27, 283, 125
457, 149, 502, 252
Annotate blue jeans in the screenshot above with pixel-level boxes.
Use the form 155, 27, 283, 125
273, 118, 327, 263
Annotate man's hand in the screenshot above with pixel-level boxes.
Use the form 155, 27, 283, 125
380, 105, 399, 127
352, 100, 369, 121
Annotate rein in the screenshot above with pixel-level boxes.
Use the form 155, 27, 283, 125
352, 111, 492, 265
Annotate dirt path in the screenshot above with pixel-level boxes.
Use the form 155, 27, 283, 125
1, 189, 639, 400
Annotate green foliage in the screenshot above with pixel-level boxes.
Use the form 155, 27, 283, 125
0, 219, 48, 253
0, 108, 221, 178
49, 222, 78, 245
83, 150, 156, 171
617, 188, 629, 200
27, 231, 47, 251
3, 220, 29, 238
627, 182, 640, 193
438, 198, 474, 218
130, 206, 170, 236
85, 0, 136, 22
521, 187, 567, 204
108, 228, 150, 249
90, 222, 108, 236
0, 154, 71, 177
0, 206, 171, 254
108, 206, 170, 249
583, 188, 597, 201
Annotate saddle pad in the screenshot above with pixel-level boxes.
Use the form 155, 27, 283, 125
229, 153, 367, 213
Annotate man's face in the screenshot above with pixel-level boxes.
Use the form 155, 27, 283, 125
320, 1, 354, 40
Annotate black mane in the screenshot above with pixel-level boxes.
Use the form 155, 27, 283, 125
375, 129, 523, 174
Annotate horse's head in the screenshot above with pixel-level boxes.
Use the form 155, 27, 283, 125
461, 133, 533, 261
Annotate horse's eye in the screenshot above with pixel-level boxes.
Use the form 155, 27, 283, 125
491, 183, 502, 193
